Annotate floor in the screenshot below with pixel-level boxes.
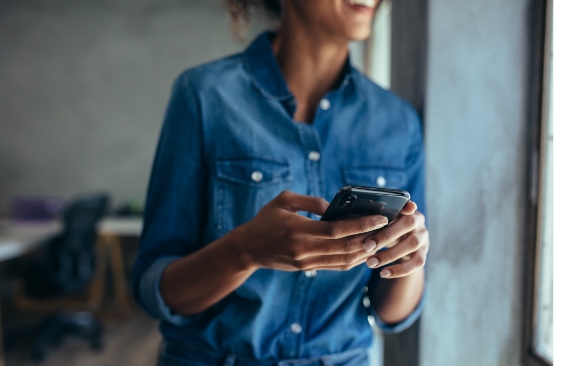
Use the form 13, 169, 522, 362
5, 308, 162, 366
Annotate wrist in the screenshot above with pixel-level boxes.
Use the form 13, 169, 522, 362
218, 224, 259, 273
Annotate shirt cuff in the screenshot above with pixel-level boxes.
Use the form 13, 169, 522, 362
369, 285, 427, 334
139, 256, 192, 326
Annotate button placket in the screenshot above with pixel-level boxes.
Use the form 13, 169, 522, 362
283, 273, 314, 359
295, 124, 324, 201
282, 125, 324, 358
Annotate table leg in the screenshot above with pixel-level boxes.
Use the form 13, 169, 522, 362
99, 234, 131, 316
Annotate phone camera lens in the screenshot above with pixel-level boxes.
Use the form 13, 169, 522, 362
339, 194, 357, 208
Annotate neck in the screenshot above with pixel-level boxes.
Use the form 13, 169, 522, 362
272, 16, 349, 123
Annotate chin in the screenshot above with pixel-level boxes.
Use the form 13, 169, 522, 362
346, 26, 373, 41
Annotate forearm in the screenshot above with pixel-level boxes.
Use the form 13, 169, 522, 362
160, 225, 257, 315
370, 267, 425, 324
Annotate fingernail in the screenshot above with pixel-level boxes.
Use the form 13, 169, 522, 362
380, 269, 391, 278
362, 239, 377, 252
374, 216, 388, 227
366, 257, 379, 268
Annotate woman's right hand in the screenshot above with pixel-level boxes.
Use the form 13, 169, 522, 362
232, 191, 389, 272
160, 190, 388, 315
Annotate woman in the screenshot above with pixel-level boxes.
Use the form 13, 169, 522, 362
134, 0, 430, 364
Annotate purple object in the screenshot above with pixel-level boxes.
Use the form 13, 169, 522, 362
10, 197, 65, 222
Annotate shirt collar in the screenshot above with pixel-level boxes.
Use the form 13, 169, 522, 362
243, 31, 364, 102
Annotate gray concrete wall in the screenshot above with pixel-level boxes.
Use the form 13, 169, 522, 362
0, 0, 369, 216
0, 0, 252, 214
421, 0, 530, 365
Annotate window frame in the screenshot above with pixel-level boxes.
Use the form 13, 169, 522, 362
523, 0, 553, 365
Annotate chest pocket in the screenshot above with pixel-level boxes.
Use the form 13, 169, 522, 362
342, 166, 407, 190
214, 157, 292, 234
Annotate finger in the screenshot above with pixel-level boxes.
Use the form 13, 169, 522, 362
308, 262, 366, 271
301, 215, 388, 240
378, 250, 427, 278
400, 201, 417, 215
295, 232, 375, 258
362, 212, 424, 252
294, 250, 373, 271
276, 191, 329, 216
283, 231, 376, 261
383, 237, 401, 249
365, 230, 427, 268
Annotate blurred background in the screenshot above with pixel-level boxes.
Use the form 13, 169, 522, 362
0, 0, 553, 366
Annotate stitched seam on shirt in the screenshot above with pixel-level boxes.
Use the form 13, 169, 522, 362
215, 155, 291, 165
215, 175, 293, 188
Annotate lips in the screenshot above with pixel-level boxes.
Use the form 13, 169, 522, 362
346, 0, 376, 8
344, 0, 377, 15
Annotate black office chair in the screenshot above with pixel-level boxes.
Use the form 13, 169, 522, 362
17, 193, 109, 361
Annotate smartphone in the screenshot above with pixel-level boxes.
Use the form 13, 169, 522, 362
320, 186, 410, 224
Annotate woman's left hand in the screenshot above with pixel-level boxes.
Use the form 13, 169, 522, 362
362, 201, 429, 278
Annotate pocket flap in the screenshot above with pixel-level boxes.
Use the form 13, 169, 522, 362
342, 166, 407, 189
216, 157, 292, 187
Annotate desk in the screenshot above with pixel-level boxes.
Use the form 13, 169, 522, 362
0, 217, 143, 254
0, 217, 142, 262
98, 217, 143, 237
0, 221, 61, 262
0, 217, 143, 365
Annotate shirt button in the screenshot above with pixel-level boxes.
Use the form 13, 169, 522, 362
308, 151, 321, 162
319, 99, 331, 110
376, 176, 386, 187
367, 315, 376, 326
363, 296, 371, 308
304, 270, 317, 278
251, 171, 263, 183
290, 322, 302, 334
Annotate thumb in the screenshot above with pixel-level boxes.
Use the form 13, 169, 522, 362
276, 191, 330, 216
400, 201, 417, 215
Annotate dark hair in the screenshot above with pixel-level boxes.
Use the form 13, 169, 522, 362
226, 0, 282, 36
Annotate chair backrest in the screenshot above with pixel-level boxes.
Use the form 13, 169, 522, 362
51, 194, 109, 292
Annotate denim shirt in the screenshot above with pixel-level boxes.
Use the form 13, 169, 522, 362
133, 31, 427, 363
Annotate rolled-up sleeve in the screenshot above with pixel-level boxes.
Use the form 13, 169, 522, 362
132, 71, 206, 325
138, 256, 192, 325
